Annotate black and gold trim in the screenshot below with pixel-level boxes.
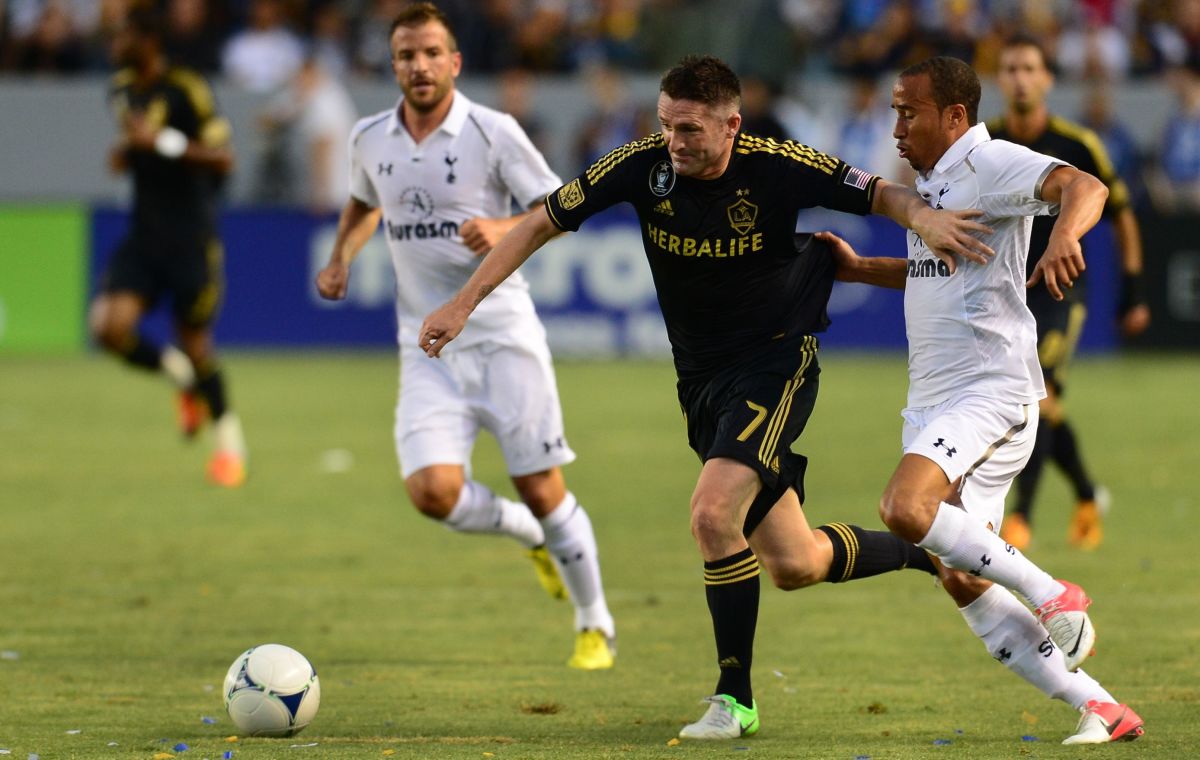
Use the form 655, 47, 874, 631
819, 522, 860, 583
734, 134, 840, 175
757, 335, 818, 469
585, 133, 666, 185
704, 551, 761, 586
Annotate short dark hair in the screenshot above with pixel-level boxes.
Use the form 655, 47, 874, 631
390, 2, 458, 52
1001, 33, 1055, 72
900, 56, 981, 124
660, 55, 741, 109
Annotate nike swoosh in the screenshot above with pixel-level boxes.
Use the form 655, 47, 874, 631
1105, 708, 1127, 737
1067, 620, 1088, 657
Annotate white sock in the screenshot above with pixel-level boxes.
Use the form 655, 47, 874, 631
919, 503, 1063, 608
161, 345, 196, 389
444, 480, 544, 549
540, 492, 614, 637
213, 412, 247, 458
959, 585, 1114, 710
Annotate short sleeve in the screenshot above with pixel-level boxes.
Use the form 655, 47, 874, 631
493, 114, 562, 209
545, 135, 656, 231
347, 129, 379, 208
976, 141, 1067, 218
762, 138, 880, 216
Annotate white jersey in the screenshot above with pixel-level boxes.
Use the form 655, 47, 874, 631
348, 92, 561, 351
904, 123, 1063, 409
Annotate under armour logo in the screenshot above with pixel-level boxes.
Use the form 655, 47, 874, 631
933, 438, 957, 457
378, 163, 393, 175
995, 647, 1013, 662
444, 153, 457, 184
542, 437, 564, 454
558, 551, 584, 565
969, 554, 992, 577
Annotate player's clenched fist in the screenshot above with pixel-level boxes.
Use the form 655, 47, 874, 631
419, 301, 470, 357
316, 261, 350, 300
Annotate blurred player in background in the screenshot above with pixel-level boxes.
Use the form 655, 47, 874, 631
316, 3, 616, 670
89, 8, 246, 488
988, 34, 1151, 550
825, 55, 1143, 745
419, 54, 1000, 740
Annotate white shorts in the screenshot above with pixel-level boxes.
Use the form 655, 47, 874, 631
395, 340, 576, 479
902, 394, 1039, 533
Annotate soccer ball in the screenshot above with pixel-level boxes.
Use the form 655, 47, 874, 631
223, 644, 320, 737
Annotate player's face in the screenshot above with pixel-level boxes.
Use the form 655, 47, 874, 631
891, 73, 957, 174
997, 45, 1053, 114
657, 93, 741, 180
391, 21, 462, 113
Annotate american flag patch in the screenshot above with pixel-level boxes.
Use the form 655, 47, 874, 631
843, 166, 873, 190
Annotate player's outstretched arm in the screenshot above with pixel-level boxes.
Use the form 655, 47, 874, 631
870, 180, 994, 272
420, 206, 562, 357
1027, 166, 1108, 301
316, 198, 382, 301
817, 231, 907, 290
460, 207, 541, 256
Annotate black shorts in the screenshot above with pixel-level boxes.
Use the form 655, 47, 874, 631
1031, 299, 1087, 396
678, 334, 819, 536
102, 230, 225, 328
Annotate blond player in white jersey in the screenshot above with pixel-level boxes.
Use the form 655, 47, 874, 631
821, 57, 1144, 745
315, 3, 615, 670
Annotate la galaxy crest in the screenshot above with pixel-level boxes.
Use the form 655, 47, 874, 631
649, 160, 675, 197
726, 190, 758, 235
558, 178, 585, 210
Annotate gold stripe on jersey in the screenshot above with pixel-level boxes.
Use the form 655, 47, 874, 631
200, 116, 233, 147
585, 133, 666, 185
110, 68, 136, 89
825, 522, 859, 582
1046, 116, 1130, 210
734, 134, 840, 175
757, 335, 817, 468
704, 555, 761, 585
167, 68, 216, 120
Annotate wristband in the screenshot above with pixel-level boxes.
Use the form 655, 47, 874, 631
154, 127, 188, 159
1118, 272, 1146, 315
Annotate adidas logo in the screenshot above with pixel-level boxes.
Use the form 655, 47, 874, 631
718, 656, 742, 669
653, 199, 674, 216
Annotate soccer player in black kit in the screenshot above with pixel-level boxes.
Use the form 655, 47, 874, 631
420, 55, 995, 739
90, 9, 247, 487
988, 35, 1150, 551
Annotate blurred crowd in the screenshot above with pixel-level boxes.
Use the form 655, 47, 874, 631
5, 0, 1200, 212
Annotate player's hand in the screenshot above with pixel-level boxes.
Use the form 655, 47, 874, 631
125, 113, 157, 152
316, 261, 350, 300
419, 300, 471, 358
815, 231, 862, 281
1027, 233, 1085, 301
1120, 303, 1151, 337
912, 207, 994, 270
459, 217, 508, 256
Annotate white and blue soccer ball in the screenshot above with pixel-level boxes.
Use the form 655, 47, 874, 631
223, 644, 320, 737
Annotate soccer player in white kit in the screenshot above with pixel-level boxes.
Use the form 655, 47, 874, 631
822, 57, 1144, 744
315, 3, 615, 670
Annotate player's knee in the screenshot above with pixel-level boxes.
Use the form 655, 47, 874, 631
404, 476, 461, 519
89, 315, 129, 352
689, 497, 738, 551
763, 557, 824, 590
879, 489, 927, 542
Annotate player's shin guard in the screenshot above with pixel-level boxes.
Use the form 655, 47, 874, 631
195, 363, 229, 420
959, 585, 1113, 709
704, 548, 759, 708
540, 493, 614, 636
444, 480, 545, 548
817, 523, 937, 581
918, 503, 1062, 608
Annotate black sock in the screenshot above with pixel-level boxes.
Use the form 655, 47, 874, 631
817, 523, 936, 581
195, 364, 229, 419
704, 548, 759, 707
119, 334, 162, 372
1013, 421, 1052, 520
1050, 419, 1095, 501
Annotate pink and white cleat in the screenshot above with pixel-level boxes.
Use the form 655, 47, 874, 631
1062, 700, 1144, 744
1036, 580, 1095, 671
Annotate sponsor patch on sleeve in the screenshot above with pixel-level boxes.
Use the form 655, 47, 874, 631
557, 178, 585, 210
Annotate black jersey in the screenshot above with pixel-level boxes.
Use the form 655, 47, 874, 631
108, 66, 231, 237
986, 115, 1129, 308
545, 132, 880, 380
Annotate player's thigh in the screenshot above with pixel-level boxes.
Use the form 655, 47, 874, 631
94, 237, 159, 331
169, 235, 225, 329
903, 395, 1037, 531
749, 488, 830, 589
476, 341, 576, 478
396, 351, 479, 478
89, 289, 147, 338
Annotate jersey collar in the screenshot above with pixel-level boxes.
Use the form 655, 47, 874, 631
929, 122, 990, 177
387, 91, 472, 137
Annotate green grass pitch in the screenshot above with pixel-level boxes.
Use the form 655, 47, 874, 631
1, 352, 1196, 758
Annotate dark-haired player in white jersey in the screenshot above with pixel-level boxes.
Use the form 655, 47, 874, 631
316, 3, 615, 670
419, 53, 1000, 740
824, 56, 1143, 745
